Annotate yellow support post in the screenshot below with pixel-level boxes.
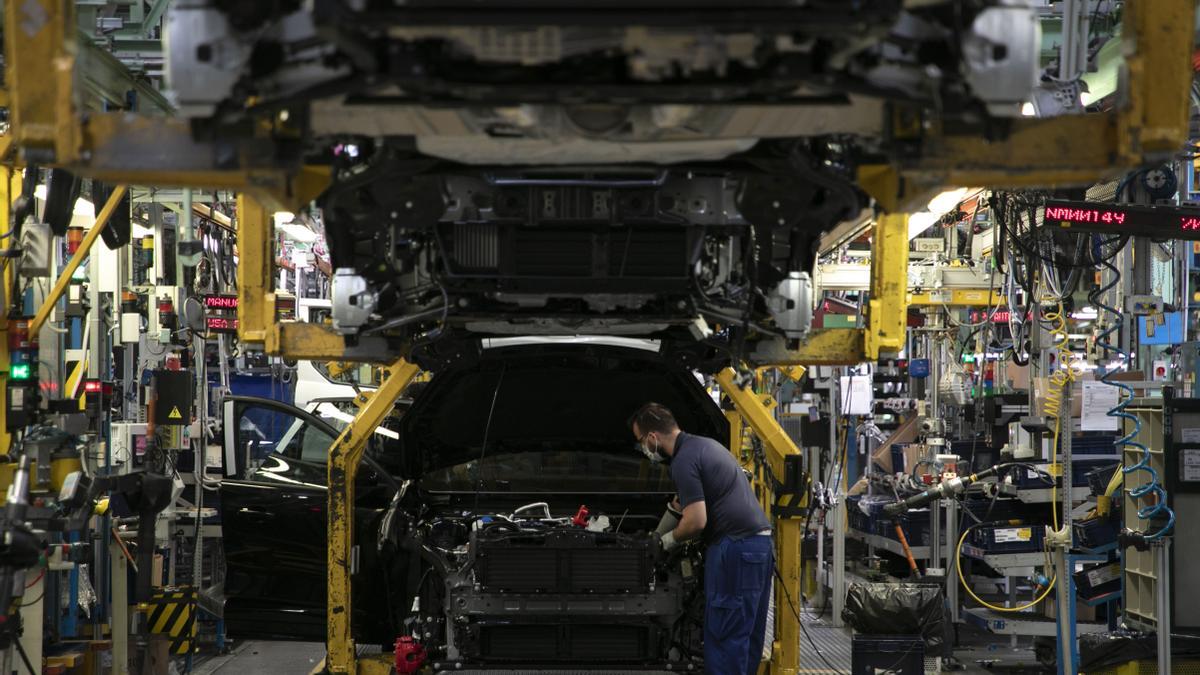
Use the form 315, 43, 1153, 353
236, 193, 274, 344
717, 368, 805, 675
864, 213, 909, 360
29, 185, 127, 337
326, 359, 420, 674
0, 167, 19, 456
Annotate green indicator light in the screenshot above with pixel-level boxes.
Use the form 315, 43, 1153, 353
10, 364, 30, 380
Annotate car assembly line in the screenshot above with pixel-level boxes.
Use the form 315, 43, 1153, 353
0, 2, 1195, 675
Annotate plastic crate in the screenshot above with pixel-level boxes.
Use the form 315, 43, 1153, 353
1010, 464, 1057, 489
1071, 434, 1118, 455
961, 497, 1025, 523
1087, 463, 1120, 497
881, 509, 934, 547
851, 634, 924, 675
1072, 458, 1119, 487
1074, 561, 1121, 601
1074, 517, 1119, 550
847, 496, 873, 534
969, 524, 1046, 553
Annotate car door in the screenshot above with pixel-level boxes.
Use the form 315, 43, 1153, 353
218, 396, 397, 642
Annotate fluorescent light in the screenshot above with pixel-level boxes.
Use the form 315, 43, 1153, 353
927, 187, 971, 215
32, 185, 95, 217
278, 222, 318, 243
907, 188, 976, 239
907, 212, 940, 239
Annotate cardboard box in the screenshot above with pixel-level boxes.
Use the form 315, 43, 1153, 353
1043, 597, 1097, 623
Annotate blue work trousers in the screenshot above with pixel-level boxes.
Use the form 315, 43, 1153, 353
704, 534, 773, 675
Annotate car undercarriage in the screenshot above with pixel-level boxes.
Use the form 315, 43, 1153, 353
161, 0, 1045, 365
316, 139, 864, 364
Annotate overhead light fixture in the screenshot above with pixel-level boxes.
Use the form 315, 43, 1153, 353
906, 212, 940, 239
278, 222, 318, 243
272, 211, 319, 243
907, 187, 976, 239
32, 185, 95, 217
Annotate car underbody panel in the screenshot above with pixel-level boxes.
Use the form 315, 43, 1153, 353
317, 142, 860, 366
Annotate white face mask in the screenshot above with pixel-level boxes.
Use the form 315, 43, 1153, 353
637, 434, 666, 464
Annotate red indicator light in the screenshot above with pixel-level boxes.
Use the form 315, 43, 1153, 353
84, 380, 102, 393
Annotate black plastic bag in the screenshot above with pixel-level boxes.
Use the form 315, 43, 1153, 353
1079, 631, 1200, 670
842, 582, 945, 652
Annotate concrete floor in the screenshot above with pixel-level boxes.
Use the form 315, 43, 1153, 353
188, 626, 1046, 674
191, 640, 325, 675
798, 614, 1050, 674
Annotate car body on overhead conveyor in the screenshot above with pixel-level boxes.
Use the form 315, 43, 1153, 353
216, 340, 727, 671
163, 0, 1046, 366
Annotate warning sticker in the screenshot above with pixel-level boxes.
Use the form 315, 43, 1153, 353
168, 406, 183, 420
993, 527, 1033, 544
1182, 449, 1200, 483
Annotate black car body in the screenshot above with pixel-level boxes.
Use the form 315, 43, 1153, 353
219, 341, 730, 670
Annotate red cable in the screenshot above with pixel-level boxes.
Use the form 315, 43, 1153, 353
24, 567, 44, 589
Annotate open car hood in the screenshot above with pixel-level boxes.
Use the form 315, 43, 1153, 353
398, 343, 729, 478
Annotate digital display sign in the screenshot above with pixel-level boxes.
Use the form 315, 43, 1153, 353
1043, 199, 1200, 239
203, 295, 239, 310
206, 316, 239, 334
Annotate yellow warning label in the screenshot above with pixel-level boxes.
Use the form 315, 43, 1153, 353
168, 406, 183, 420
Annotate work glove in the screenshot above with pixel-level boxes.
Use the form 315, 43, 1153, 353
658, 530, 678, 553
655, 501, 682, 536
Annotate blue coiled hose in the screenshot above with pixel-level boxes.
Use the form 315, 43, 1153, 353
1090, 237, 1174, 540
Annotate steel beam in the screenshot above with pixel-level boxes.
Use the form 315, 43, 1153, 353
749, 329, 867, 366
326, 359, 420, 674
864, 213, 909, 360
235, 194, 273, 344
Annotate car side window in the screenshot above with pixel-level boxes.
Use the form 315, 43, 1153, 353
236, 403, 336, 468
298, 425, 336, 464
276, 418, 336, 464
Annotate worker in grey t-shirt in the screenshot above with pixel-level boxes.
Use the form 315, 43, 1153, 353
629, 402, 772, 675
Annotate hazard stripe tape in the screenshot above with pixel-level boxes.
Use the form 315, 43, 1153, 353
64, 356, 90, 410
169, 613, 195, 655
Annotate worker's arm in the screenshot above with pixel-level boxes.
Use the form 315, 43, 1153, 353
672, 500, 707, 543
660, 448, 705, 551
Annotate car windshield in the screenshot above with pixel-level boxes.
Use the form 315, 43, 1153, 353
420, 450, 674, 493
